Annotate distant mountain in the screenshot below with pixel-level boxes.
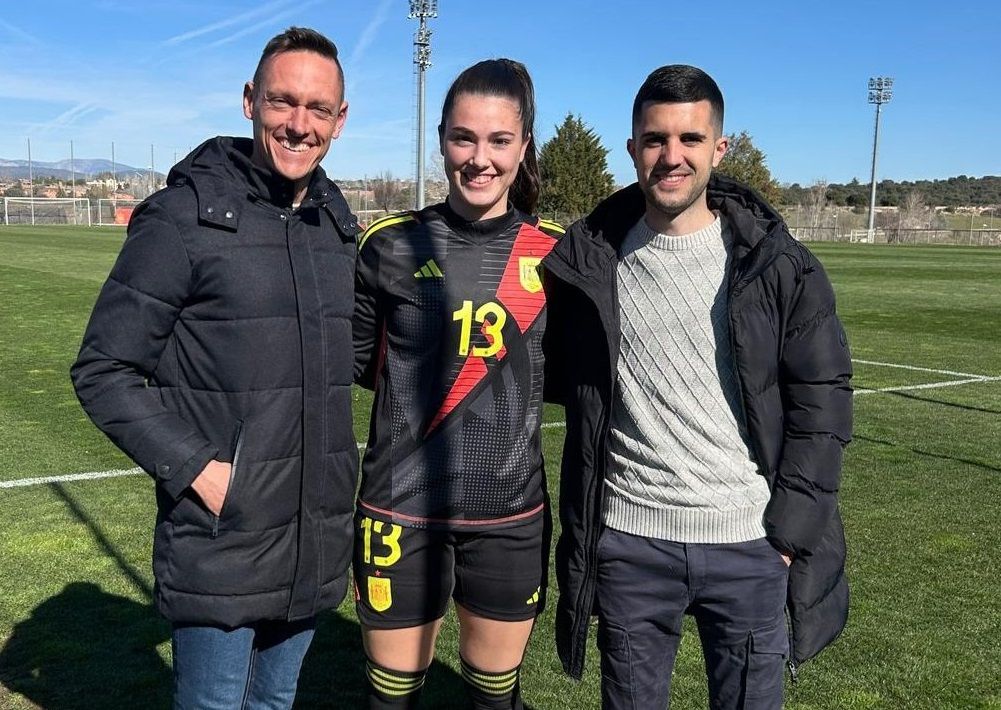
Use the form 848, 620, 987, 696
0, 158, 163, 181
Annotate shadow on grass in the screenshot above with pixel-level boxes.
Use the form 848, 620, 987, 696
48, 481, 153, 600
0, 581, 172, 709
885, 388, 1001, 415
0, 583, 483, 709
855, 434, 1001, 473
0, 483, 481, 708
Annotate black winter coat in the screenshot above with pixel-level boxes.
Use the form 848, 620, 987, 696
542, 176, 853, 679
71, 137, 361, 627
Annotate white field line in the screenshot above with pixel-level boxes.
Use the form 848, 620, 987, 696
851, 358, 990, 379
4, 360, 997, 490
2, 423, 571, 490
0, 467, 144, 489
855, 376, 1001, 395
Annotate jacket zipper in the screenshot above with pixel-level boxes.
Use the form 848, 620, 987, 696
730, 271, 800, 682
213, 423, 245, 538
785, 605, 799, 683
571, 283, 618, 678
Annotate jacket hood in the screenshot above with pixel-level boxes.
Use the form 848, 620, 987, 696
166, 136, 355, 233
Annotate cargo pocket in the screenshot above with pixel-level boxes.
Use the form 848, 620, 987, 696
745, 623, 788, 700
597, 621, 634, 706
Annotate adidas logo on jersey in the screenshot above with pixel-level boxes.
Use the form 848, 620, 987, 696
414, 258, 444, 278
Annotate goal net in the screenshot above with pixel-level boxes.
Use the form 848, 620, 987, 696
96, 199, 142, 226
3, 197, 91, 226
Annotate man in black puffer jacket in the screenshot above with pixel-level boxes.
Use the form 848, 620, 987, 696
71, 27, 359, 708
543, 66, 852, 709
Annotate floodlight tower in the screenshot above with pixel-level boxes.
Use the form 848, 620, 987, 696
409, 0, 437, 209
866, 76, 893, 240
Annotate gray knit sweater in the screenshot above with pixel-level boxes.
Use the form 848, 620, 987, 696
603, 215, 769, 543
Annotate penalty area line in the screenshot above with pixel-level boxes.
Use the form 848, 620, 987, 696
855, 376, 1001, 395
851, 358, 993, 380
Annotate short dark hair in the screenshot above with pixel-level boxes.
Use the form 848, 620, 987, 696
252, 26, 343, 91
632, 65, 724, 134
438, 58, 541, 214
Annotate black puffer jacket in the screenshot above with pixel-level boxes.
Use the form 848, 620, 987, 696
543, 176, 853, 679
71, 137, 360, 627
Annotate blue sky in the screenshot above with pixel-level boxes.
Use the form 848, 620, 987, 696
1, 0, 998, 186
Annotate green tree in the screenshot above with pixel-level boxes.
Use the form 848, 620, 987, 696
715, 130, 781, 204
538, 113, 615, 220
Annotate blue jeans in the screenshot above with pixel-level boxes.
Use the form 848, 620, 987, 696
171, 618, 316, 710
596, 530, 790, 710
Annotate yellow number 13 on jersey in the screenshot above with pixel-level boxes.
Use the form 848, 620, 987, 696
452, 300, 506, 358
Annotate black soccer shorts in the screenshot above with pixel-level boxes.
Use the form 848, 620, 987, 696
353, 512, 549, 629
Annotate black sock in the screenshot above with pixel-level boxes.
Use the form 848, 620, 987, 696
460, 656, 523, 710
365, 658, 426, 709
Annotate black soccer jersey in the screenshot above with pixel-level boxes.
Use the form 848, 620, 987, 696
354, 203, 563, 531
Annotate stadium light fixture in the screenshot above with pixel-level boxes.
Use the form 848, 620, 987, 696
866, 76, 893, 240
409, 0, 437, 210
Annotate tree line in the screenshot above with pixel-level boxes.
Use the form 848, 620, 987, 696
533, 119, 999, 219
780, 176, 1001, 208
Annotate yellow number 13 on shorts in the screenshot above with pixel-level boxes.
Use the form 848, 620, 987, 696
359, 516, 403, 567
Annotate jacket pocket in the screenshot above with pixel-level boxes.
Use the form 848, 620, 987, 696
212, 422, 245, 538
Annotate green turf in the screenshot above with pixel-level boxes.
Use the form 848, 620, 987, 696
1, 226, 999, 709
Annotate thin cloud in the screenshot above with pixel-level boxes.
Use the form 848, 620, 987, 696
32, 102, 102, 135
163, 0, 299, 46
348, 0, 393, 69
206, 0, 324, 49
0, 18, 42, 45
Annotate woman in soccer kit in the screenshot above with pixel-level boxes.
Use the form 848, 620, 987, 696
353, 59, 563, 709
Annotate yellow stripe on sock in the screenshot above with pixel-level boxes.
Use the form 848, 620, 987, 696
461, 665, 518, 693
366, 665, 425, 693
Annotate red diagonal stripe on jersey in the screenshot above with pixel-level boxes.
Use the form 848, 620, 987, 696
496, 222, 558, 333
426, 223, 555, 435
427, 354, 488, 433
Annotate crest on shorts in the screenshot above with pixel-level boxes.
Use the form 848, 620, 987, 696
368, 576, 392, 612
519, 257, 542, 293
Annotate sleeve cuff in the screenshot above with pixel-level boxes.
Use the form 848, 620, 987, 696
157, 444, 219, 500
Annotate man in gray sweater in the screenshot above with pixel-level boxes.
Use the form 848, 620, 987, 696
544, 65, 853, 709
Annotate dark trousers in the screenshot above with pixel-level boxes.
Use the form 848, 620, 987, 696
596, 529, 789, 710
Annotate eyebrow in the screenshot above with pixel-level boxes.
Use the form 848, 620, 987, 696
447, 126, 517, 138
641, 130, 708, 141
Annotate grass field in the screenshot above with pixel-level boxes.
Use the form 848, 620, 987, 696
1, 225, 999, 709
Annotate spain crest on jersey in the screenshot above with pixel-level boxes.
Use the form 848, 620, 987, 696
519, 256, 542, 293
368, 576, 393, 612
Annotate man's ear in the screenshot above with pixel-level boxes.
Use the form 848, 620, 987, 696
331, 101, 349, 140
243, 82, 255, 120
712, 135, 728, 168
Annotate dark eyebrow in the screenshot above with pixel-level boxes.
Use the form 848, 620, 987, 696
639, 130, 708, 142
